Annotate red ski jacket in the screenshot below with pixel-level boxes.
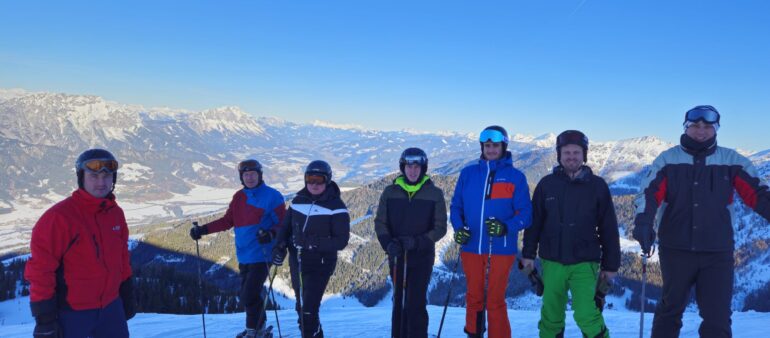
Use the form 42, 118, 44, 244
25, 189, 132, 311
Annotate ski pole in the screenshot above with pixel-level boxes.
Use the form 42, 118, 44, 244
193, 221, 207, 338
297, 246, 306, 338
436, 248, 462, 338
640, 252, 648, 338
392, 254, 400, 338
481, 222, 493, 335
270, 271, 283, 338
400, 251, 409, 338
258, 245, 283, 337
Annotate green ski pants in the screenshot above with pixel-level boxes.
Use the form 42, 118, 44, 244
538, 259, 609, 338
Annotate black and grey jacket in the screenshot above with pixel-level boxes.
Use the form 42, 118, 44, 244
374, 175, 448, 255
276, 181, 350, 261
522, 166, 621, 271
634, 141, 770, 252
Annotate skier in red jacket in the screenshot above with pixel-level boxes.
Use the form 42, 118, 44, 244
25, 148, 134, 338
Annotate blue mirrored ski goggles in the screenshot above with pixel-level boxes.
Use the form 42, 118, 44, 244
479, 129, 508, 143
685, 106, 720, 124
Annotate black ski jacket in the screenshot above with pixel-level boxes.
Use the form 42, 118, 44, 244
374, 175, 447, 259
276, 181, 350, 263
522, 166, 621, 272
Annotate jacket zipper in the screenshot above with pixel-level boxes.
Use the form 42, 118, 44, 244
479, 162, 490, 254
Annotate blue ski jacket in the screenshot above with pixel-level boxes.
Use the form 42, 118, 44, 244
450, 152, 533, 255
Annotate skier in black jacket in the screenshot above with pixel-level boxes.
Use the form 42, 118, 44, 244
522, 130, 620, 338
374, 147, 448, 338
272, 160, 350, 338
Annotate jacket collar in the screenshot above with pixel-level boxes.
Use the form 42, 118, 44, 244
71, 189, 117, 213
478, 151, 513, 170
553, 165, 593, 183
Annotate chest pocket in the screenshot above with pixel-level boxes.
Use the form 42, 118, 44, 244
490, 182, 515, 199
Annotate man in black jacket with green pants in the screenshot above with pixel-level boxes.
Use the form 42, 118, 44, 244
522, 130, 620, 338
375, 147, 448, 338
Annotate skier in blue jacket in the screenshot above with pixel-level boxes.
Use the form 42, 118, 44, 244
450, 125, 533, 338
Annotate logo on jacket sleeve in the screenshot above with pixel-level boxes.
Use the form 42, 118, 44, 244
112, 225, 121, 232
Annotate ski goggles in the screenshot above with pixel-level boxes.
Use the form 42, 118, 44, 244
556, 130, 588, 147
305, 174, 327, 185
479, 129, 508, 143
685, 105, 720, 124
400, 155, 427, 165
81, 159, 119, 173
238, 159, 262, 172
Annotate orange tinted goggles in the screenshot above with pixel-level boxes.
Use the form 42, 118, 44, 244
305, 174, 326, 185
83, 159, 119, 173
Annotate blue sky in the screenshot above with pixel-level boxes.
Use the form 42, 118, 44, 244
2, 1, 769, 150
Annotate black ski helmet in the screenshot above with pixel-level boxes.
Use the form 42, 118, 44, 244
305, 160, 332, 185
399, 147, 428, 178
75, 148, 119, 189
237, 159, 263, 187
479, 125, 509, 154
556, 130, 589, 163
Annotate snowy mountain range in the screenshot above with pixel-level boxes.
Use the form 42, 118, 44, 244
1, 88, 769, 314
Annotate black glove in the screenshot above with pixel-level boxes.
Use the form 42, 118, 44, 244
398, 236, 417, 251
189, 224, 208, 240
258, 229, 275, 244
272, 245, 287, 266
632, 223, 655, 256
119, 278, 136, 320
594, 278, 612, 312
454, 227, 471, 245
386, 240, 403, 257
31, 299, 59, 338
485, 217, 507, 237
33, 320, 60, 338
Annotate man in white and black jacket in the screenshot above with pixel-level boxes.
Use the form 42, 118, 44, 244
272, 160, 350, 338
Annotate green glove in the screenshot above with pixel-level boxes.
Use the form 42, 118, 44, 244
485, 217, 507, 237
454, 227, 471, 245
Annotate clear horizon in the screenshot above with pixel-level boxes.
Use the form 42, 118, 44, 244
2, 1, 769, 150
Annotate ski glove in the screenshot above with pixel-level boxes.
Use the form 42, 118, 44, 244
272, 245, 287, 266
386, 240, 403, 257
485, 217, 507, 237
257, 229, 275, 244
594, 278, 612, 312
454, 227, 471, 245
33, 321, 60, 338
31, 299, 60, 338
189, 224, 208, 241
119, 278, 136, 320
398, 236, 417, 251
632, 223, 655, 256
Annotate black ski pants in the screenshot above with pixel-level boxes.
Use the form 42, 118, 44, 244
390, 250, 434, 338
652, 246, 734, 338
239, 262, 271, 330
289, 251, 336, 338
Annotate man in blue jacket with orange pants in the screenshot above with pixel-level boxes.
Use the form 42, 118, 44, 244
451, 125, 533, 338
